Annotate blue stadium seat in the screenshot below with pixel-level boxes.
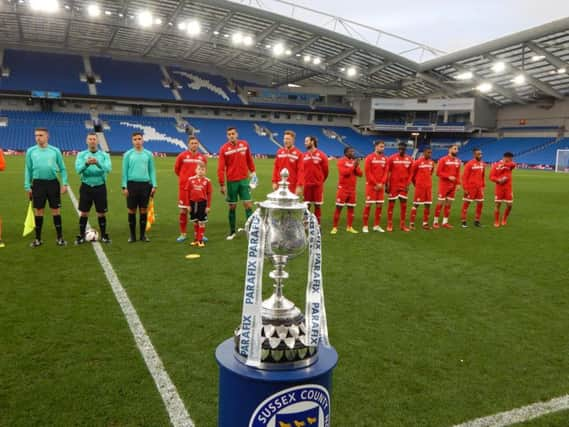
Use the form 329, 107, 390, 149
169, 67, 243, 105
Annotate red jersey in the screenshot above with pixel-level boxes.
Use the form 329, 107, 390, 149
0, 149, 5, 171
490, 160, 516, 188
174, 150, 208, 184
364, 152, 387, 186
384, 153, 414, 190
462, 159, 486, 189
437, 155, 462, 184
217, 140, 255, 185
185, 175, 213, 208
411, 157, 435, 187
272, 146, 304, 186
303, 149, 329, 185
337, 156, 362, 192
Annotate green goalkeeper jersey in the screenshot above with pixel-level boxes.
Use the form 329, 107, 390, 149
24, 144, 68, 191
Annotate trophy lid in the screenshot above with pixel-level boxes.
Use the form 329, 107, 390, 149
260, 169, 306, 210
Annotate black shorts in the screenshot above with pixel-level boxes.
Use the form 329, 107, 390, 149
79, 183, 108, 213
126, 181, 152, 209
32, 179, 61, 209
190, 200, 208, 222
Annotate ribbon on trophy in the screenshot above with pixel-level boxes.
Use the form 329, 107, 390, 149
305, 212, 330, 348
239, 209, 265, 367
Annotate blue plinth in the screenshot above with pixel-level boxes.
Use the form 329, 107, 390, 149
216, 338, 338, 427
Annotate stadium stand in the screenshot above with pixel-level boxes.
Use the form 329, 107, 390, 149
0, 111, 90, 151
170, 67, 243, 105
0, 49, 88, 95
91, 57, 174, 101
469, 137, 557, 163
515, 138, 569, 165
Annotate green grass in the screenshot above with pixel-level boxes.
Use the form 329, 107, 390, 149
1, 155, 569, 426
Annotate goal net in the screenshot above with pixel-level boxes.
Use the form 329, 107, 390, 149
555, 149, 569, 173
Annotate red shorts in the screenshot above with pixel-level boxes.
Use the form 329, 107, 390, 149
304, 184, 324, 204
335, 188, 356, 206
438, 182, 458, 201
388, 189, 408, 200
365, 184, 385, 204
463, 186, 484, 202
178, 184, 189, 208
495, 186, 513, 203
413, 185, 432, 204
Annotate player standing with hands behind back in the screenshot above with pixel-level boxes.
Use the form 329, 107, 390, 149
24, 128, 69, 247
331, 147, 362, 234
490, 152, 516, 227
433, 144, 461, 229
75, 133, 112, 244
121, 132, 157, 243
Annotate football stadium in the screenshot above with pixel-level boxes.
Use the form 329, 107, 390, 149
1, 0, 569, 426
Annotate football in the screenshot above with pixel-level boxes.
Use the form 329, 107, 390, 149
85, 229, 99, 242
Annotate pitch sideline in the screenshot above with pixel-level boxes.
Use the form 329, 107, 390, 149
67, 187, 194, 427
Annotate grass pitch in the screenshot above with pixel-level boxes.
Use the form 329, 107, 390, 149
1, 155, 569, 427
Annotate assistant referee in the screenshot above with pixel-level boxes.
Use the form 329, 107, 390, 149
121, 132, 157, 242
24, 128, 68, 247
75, 132, 112, 244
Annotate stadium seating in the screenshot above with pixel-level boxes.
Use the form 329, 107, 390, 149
91, 57, 174, 100
468, 137, 555, 163
0, 111, 91, 151
101, 115, 187, 153
0, 49, 88, 95
169, 67, 244, 105
515, 138, 569, 165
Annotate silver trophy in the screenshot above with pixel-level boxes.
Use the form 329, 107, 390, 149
234, 169, 327, 369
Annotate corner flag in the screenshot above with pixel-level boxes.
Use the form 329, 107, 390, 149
146, 198, 155, 232
23, 202, 35, 236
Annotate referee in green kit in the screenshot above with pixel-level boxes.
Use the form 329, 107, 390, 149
121, 132, 157, 242
24, 128, 69, 248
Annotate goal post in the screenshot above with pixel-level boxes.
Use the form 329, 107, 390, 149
555, 149, 569, 173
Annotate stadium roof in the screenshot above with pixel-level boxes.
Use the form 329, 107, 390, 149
0, 0, 568, 105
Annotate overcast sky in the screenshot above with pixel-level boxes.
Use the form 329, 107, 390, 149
271, 0, 569, 54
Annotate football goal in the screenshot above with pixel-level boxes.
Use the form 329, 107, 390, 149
555, 149, 569, 173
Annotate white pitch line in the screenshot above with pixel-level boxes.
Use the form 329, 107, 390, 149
453, 395, 569, 427
67, 187, 194, 427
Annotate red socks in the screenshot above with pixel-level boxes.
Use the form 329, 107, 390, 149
434, 203, 443, 220
504, 205, 512, 222
347, 207, 355, 228
374, 205, 383, 226
333, 207, 342, 228
475, 202, 483, 221
196, 223, 206, 241
314, 205, 322, 224
363, 205, 371, 227
387, 200, 395, 224
423, 205, 431, 224
443, 204, 451, 220
400, 201, 407, 226
179, 212, 188, 234
461, 201, 469, 221
494, 207, 500, 224
410, 207, 417, 224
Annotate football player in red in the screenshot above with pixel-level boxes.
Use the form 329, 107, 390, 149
331, 147, 362, 234
490, 152, 516, 227
218, 127, 256, 240
185, 163, 212, 247
303, 136, 329, 224
174, 136, 207, 242
461, 148, 485, 228
409, 146, 435, 230
362, 140, 387, 233
434, 144, 461, 229
272, 130, 304, 194
384, 142, 413, 232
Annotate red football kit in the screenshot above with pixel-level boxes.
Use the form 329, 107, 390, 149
174, 150, 208, 207
335, 156, 363, 206
303, 149, 329, 204
272, 146, 304, 193
462, 159, 486, 202
410, 156, 435, 204
217, 140, 255, 186
384, 153, 413, 200
490, 160, 516, 202
364, 152, 387, 204
185, 175, 212, 208
437, 155, 461, 200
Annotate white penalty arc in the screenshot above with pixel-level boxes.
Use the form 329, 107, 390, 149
67, 187, 194, 427
453, 394, 569, 427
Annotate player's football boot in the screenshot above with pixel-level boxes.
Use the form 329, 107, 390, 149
100, 234, 111, 244
408, 223, 415, 231
0, 240, 5, 248
346, 227, 359, 234
400, 223, 410, 232
140, 236, 151, 243
474, 221, 481, 227
372, 225, 385, 233
197, 241, 206, 248
422, 223, 432, 230
190, 240, 199, 246
226, 232, 236, 240
442, 223, 454, 229
202, 236, 209, 242
362, 226, 369, 233
56, 238, 67, 247
176, 234, 188, 243
128, 235, 136, 243
74, 235, 86, 245
330, 227, 338, 235
501, 220, 507, 227
493, 222, 500, 228
461, 221, 468, 228
30, 239, 43, 248
386, 223, 393, 232
432, 222, 440, 229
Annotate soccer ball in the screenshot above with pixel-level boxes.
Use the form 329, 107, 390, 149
85, 229, 99, 242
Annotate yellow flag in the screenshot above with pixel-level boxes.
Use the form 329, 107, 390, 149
146, 198, 155, 232
23, 202, 35, 236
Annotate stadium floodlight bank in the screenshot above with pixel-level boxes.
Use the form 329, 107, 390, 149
554, 149, 569, 173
